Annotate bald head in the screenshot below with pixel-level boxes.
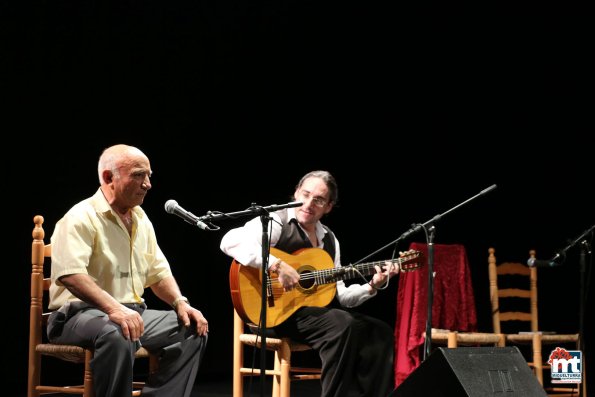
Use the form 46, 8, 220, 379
98, 144, 148, 184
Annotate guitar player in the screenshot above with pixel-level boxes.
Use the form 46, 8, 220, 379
220, 170, 402, 397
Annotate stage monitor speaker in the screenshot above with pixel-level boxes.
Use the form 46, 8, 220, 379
391, 346, 547, 397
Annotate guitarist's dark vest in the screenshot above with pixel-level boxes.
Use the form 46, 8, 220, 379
275, 217, 336, 261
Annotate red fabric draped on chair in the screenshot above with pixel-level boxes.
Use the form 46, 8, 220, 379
394, 242, 478, 386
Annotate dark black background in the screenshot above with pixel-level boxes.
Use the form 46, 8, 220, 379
4, 0, 592, 394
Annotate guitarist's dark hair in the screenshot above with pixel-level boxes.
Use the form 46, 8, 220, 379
295, 170, 339, 205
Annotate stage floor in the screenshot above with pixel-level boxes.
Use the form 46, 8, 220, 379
15, 377, 322, 397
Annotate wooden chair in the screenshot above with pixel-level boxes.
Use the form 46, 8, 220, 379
28, 215, 158, 397
489, 247, 585, 397
429, 328, 505, 348
233, 309, 322, 397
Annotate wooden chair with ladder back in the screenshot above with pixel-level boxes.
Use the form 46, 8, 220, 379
489, 247, 585, 397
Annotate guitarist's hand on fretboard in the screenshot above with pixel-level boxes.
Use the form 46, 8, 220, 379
368, 261, 399, 289
368, 251, 410, 289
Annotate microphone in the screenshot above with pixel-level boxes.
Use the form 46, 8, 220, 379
527, 254, 561, 268
164, 200, 209, 230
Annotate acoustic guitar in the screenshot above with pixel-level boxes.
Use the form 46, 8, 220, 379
229, 247, 423, 328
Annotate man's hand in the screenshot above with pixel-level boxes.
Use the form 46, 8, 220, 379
369, 252, 404, 289
274, 261, 300, 291
176, 301, 209, 336
107, 306, 145, 341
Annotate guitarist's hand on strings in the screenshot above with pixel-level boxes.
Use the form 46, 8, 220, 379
271, 259, 300, 291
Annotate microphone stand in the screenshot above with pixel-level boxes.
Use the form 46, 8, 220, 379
577, 239, 590, 397
354, 184, 497, 361
199, 201, 303, 397
547, 224, 593, 397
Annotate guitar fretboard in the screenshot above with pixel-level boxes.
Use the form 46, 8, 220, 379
318, 260, 402, 284
268, 257, 419, 287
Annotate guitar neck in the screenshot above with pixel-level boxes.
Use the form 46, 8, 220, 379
312, 259, 401, 285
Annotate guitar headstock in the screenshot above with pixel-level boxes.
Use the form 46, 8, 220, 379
399, 249, 424, 272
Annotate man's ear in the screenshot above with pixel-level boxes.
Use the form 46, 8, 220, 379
102, 169, 113, 184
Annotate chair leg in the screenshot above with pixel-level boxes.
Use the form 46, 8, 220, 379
233, 312, 244, 397
84, 349, 95, 397
447, 331, 458, 348
580, 353, 587, 397
28, 350, 41, 397
532, 333, 543, 386
233, 356, 243, 396
277, 342, 291, 397
149, 354, 159, 376
272, 351, 281, 397
497, 333, 505, 347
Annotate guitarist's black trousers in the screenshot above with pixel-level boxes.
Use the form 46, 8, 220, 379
274, 305, 394, 397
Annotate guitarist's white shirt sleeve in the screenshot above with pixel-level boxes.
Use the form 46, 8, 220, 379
220, 212, 285, 268
335, 239, 379, 308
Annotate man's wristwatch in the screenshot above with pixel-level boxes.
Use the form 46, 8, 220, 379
172, 296, 189, 309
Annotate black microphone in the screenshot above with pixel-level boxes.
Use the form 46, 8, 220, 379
164, 200, 209, 230
527, 254, 561, 268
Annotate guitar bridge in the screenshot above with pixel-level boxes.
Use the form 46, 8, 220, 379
266, 275, 276, 308
267, 294, 275, 308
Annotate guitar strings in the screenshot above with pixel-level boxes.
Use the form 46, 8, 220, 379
266, 254, 418, 286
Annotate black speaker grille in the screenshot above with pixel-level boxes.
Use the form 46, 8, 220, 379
391, 347, 547, 397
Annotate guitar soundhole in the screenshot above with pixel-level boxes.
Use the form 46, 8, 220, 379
297, 266, 316, 292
